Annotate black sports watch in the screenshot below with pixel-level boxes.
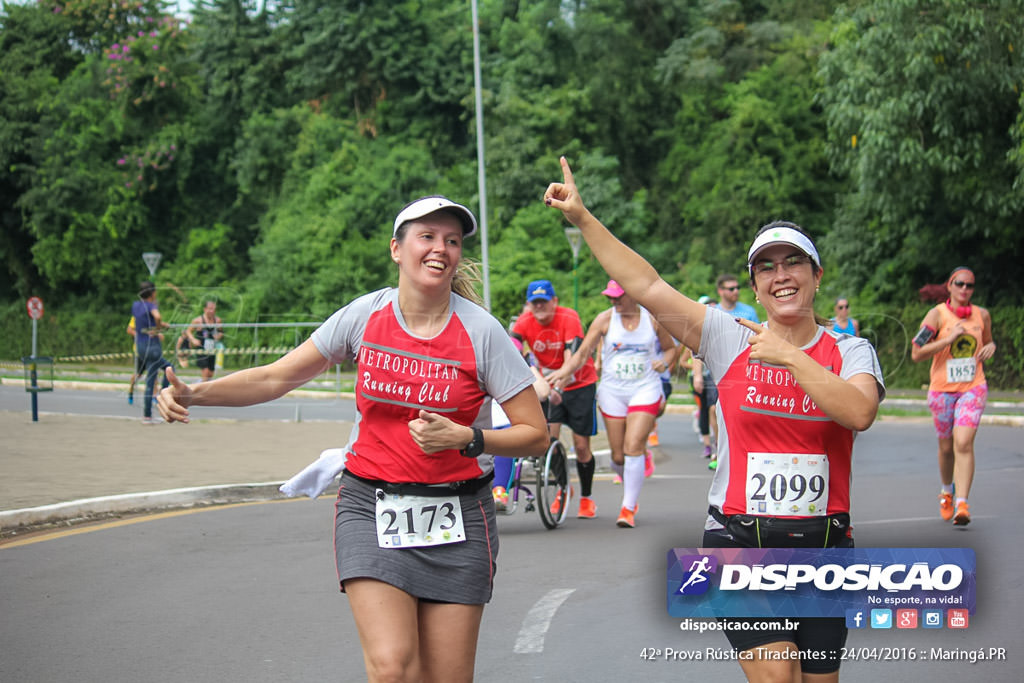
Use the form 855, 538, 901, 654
460, 427, 485, 458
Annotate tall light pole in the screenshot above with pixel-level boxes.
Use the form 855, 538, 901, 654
564, 227, 582, 311
471, 0, 491, 309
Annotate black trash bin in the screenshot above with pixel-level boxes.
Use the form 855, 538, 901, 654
21, 356, 54, 393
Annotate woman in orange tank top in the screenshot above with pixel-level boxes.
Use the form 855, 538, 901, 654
911, 267, 997, 526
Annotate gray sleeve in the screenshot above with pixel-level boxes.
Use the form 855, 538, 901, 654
310, 289, 389, 365
697, 306, 752, 381
837, 335, 887, 401
453, 297, 535, 404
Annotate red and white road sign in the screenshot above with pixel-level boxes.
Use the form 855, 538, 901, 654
26, 296, 44, 320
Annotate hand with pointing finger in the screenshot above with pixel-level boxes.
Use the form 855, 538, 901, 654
544, 156, 590, 226
157, 366, 193, 424
734, 317, 797, 367
408, 410, 469, 454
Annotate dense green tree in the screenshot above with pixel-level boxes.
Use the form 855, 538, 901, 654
244, 113, 479, 317
818, 0, 1024, 304
0, 2, 81, 300
178, 0, 287, 273
7, 0, 194, 305
3, 0, 1023, 388
653, 5, 837, 282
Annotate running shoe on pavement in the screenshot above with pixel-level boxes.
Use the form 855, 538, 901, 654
616, 506, 636, 528
953, 501, 971, 526
647, 428, 659, 447
127, 393, 134, 405
702, 445, 712, 459
612, 473, 622, 485
549, 486, 574, 516
708, 457, 717, 471
577, 497, 597, 519
644, 450, 656, 478
939, 492, 954, 521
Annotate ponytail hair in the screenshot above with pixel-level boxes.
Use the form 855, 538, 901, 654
452, 258, 484, 307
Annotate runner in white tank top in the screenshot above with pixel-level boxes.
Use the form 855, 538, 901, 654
547, 280, 678, 528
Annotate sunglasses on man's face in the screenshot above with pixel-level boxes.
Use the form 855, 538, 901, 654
720, 286, 739, 292
952, 280, 975, 289
836, 304, 849, 310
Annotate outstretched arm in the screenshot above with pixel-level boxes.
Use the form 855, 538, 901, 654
157, 338, 331, 423
544, 157, 706, 351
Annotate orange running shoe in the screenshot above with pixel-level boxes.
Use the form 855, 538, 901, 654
938, 492, 954, 521
548, 485, 573, 516
953, 501, 971, 526
616, 506, 636, 528
647, 428, 660, 447
577, 497, 597, 519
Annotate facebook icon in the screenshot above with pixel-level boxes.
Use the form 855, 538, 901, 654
845, 609, 866, 629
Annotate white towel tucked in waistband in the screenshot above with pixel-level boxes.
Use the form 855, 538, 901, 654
279, 448, 348, 499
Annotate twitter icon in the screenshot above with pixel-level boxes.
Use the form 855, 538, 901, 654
870, 609, 892, 629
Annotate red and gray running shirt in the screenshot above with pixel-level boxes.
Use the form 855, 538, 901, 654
311, 288, 534, 485
698, 307, 885, 526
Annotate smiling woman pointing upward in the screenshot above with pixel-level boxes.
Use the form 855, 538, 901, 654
545, 157, 885, 682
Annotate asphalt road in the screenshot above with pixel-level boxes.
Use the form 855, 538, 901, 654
2, 396, 1023, 681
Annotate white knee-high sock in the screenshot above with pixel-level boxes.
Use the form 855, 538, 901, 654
622, 454, 645, 511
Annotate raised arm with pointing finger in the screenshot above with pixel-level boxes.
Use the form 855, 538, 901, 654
543, 156, 880, 432
544, 157, 708, 352
544, 155, 886, 681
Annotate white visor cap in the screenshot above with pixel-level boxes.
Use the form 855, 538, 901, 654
393, 196, 478, 238
747, 226, 821, 271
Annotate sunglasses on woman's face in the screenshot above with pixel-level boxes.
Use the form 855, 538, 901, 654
951, 280, 975, 289
836, 304, 849, 310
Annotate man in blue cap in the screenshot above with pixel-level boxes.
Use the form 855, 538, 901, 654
511, 280, 600, 518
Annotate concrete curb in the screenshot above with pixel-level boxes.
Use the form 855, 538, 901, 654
1, 448, 618, 534
0, 482, 290, 536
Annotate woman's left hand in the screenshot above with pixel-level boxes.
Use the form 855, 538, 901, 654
977, 341, 997, 363
735, 318, 795, 367
409, 410, 469, 454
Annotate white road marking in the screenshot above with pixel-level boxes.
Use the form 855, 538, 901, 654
514, 588, 575, 654
855, 515, 991, 525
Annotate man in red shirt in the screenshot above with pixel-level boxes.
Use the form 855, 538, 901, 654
511, 279, 600, 518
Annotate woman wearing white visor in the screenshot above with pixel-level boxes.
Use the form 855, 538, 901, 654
544, 157, 885, 682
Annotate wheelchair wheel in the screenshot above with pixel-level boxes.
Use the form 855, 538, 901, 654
536, 437, 570, 529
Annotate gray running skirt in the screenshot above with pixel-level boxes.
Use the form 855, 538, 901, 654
334, 471, 499, 604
